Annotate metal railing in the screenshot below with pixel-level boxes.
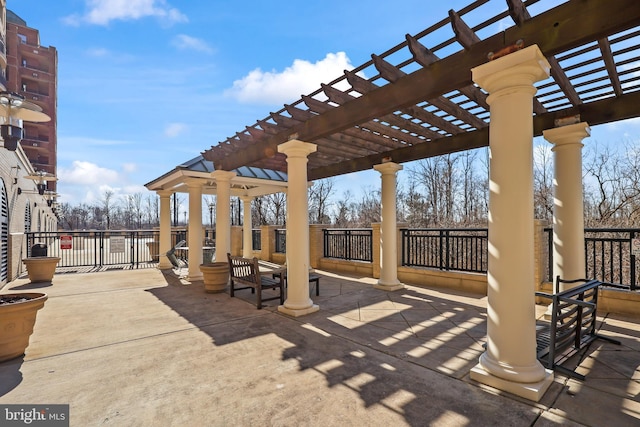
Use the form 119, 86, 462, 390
401, 228, 488, 273
26, 230, 162, 269
252, 229, 261, 251
323, 229, 373, 262
546, 228, 639, 290
275, 229, 286, 253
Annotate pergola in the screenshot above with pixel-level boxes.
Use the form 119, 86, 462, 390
145, 155, 287, 280
148, 0, 640, 401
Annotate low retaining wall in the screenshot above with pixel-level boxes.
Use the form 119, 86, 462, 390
398, 266, 488, 295
318, 258, 373, 277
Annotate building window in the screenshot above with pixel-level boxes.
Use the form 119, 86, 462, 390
17, 34, 26, 44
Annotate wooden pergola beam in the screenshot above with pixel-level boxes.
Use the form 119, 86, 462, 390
308, 90, 640, 180
212, 0, 640, 172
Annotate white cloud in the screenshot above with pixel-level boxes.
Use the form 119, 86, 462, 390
122, 163, 137, 173
225, 52, 355, 105
58, 161, 120, 185
64, 0, 188, 27
86, 47, 110, 57
171, 35, 213, 54
164, 122, 187, 138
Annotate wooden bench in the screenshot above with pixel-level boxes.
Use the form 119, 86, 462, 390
227, 254, 284, 309
535, 277, 626, 380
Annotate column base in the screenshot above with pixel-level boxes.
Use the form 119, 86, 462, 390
470, 363, 554, 402
374, 280, 405, 292
158, 255, 173, 270
187, 273, 203, 282
278, 304, 319, 317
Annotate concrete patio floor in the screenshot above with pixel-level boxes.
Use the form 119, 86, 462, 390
1, 267, 639, 426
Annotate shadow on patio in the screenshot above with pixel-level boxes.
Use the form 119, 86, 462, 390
0, 268, 638, 426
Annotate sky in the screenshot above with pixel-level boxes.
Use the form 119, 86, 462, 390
7, 0, 640, 208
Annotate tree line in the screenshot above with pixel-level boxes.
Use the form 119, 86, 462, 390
57, 140, 640, 230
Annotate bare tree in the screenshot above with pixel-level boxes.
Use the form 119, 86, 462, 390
533, 144, 554, 222
308, 178, 335, 224
144, 193, 159, 227
410, 154, 459, 226
101, 190, 114, 230
584, 141, 640, 226
266, 192, 287, 225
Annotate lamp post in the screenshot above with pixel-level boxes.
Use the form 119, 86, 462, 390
208, 202, 215, 239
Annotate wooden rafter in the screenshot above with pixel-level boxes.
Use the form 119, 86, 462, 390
449, 7, 549, 114
507, 0, 582, 106
598, 38, 623, 97
345, 70, 461, 135
205, 0, 640, 176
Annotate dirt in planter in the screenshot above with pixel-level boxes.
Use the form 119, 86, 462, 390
0, 296, 32, 305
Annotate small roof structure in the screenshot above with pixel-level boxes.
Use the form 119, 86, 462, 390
201, 0, 640, 180
145, 155, 288, 197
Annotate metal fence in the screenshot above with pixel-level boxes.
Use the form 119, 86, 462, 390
275, 229, 286, 253
401, 228, 488, 273
26, 230, 162, 269
545, 228, 639, 290
323, 229, 373, 262
252, 229, 261, 251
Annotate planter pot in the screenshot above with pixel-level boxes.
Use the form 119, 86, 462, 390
23, 257, 60, 283
0, 293, 47, 362
200, 262, 229, 293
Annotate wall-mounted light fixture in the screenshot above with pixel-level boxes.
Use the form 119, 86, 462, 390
44, 190, 58, 207
25, 170, 57, 195
0, 91, 50, 151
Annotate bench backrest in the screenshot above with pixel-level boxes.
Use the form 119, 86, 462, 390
227, 254, 260, 284
539, 278, 600, 367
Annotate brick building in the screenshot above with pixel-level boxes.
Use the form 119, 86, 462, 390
5, 8, 58, 191
0, 1, 58, 286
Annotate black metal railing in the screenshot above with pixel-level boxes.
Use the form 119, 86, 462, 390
252, 229, 261, 251
401, 228, 488, 273
275, 229, 286, 253
545, 228, 638, 290
26, 230, 161, 269
323, 229, 373, 262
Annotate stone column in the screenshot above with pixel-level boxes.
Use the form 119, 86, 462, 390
241, 195, 253, 258
469, 45, 554, 402
373, 162, 404, 291
157, 190, 173, 269
544, 122, 590, 290
212, 171, 236, 263
185, 178, 204, 281
277, 139, 319, 317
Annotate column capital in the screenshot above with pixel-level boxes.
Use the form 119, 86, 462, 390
472, 45, 550, 97
278, 139, 317, 158
211, 170, 237, 183
240, 195, 253, 202
373, 162, 403, 175
156, 189, 173, 198
544, 122, 591, 149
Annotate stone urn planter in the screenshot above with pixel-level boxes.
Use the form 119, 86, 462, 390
0, 293, 47, 362
200, 262, 229, 293
23, 257, 60, 283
